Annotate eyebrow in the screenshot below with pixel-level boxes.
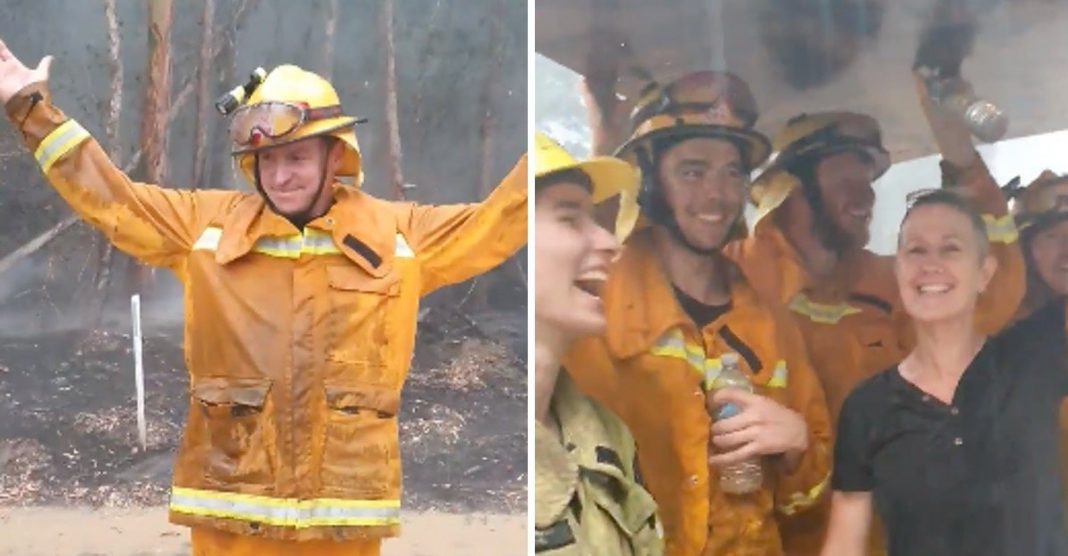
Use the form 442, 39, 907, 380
677, 158, 741, 169
552, 199, 586, 211
903, 233, 965, 244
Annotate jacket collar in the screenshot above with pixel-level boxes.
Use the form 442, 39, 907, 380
213, 183, 396, 277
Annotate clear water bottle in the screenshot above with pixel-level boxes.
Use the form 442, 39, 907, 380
707, 352, 763, 495
923, 70, 1008, 144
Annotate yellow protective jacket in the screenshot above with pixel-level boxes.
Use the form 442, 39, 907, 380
5, 82, 528, 542
535, 372, 662, 556
564, 231, 832, 556
725, 155, 1024, 555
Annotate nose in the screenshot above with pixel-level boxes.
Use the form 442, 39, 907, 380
918, 251, 948, 274
697, 171, 739, 202
589, 219, 621, 262
262, 163, 290, 188
848, 179, 876, 208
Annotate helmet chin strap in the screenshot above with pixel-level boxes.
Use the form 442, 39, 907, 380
253, 139, 335, 230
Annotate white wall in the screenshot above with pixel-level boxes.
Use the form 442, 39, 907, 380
865, 131, 1068, 254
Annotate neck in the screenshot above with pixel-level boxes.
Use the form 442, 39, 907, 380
534, 320, 569, 426
910, 313, 984, 384
651, 227, 731, 305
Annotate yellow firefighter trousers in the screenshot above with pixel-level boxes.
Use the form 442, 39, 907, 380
190, 527, 382, 555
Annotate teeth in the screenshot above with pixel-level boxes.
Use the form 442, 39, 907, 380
574, 277, 605, 298
919, 284, 950, 294
578, 270, 607, 282
697, 213, 724, 223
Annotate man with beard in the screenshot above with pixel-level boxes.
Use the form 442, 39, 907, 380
564, 71, 832, 556
723, 74, 1024, 555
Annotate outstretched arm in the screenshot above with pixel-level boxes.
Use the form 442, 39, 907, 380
0, 38, 235, 270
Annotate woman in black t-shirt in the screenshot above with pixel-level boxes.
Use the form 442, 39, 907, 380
820, 190, 1068, 556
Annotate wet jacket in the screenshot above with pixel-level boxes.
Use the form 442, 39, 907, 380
5, 82, 528, 542
725, 155, 1024, 555
535, 372, 663, 556
564, 231, 832, 556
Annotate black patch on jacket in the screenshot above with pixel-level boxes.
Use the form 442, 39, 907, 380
848, 293, 893, 315
535, 519, 576, 552
595, 446, 625, 473
342, 234, 382, 269
718, 325, 763, 374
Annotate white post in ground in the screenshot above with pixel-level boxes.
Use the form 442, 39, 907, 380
131, 294, 147, 450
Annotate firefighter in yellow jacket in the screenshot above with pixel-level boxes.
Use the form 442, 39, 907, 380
533, 133, 661, 555
723, 74, 1025, 555
0, 44, 527, 555
564, 71, 832, 556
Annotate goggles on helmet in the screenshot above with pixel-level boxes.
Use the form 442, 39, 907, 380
229, 101, 344, 147
630, 71, 759, 131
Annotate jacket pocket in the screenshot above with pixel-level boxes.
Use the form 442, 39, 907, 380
320, 382, 400, 498
326, 265, 400, 368
192, 377, 275, 487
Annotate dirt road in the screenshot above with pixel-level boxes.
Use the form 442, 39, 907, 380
0, 506, 527, 556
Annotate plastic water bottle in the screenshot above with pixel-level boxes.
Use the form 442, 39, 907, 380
707, 352, 763, 495
923, 70, 1008, 144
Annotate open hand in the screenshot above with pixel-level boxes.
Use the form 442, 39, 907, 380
706, 388, 808, 468
0, 37, 52, 105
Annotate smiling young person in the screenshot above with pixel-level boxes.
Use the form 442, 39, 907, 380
533, 132, 662, 556
563, 71, 832, 556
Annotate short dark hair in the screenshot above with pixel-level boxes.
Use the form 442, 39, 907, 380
899, 189, 989, 258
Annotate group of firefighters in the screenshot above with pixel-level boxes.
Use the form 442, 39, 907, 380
5, 12, 1068, 556
534, 63, 1068, 555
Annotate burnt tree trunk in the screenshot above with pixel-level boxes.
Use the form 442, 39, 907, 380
468, 2, 507, 311
130, 0, 174, 292
192, 0, 216, 190
381, 0, 406, 200
208, 0, 259, 191
87, 0, 125, 325
139, 0, 173, 186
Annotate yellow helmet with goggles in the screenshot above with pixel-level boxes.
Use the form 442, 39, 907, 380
228, 65, 365, 186
613, 71, 771, 249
